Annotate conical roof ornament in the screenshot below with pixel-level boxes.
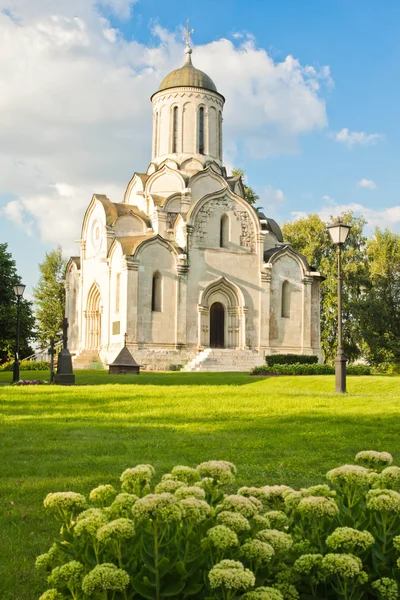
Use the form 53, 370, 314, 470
184, 19, 194, 64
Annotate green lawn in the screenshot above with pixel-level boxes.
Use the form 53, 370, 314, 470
0, 371, 400, 599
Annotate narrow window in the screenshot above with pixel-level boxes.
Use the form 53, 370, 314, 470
172, 106, 178, 153
151, 272, 162, 312
220, 214, 229, 248
115, 273, 121, 313
154, 112, 159, 156
218, 112, 223, 159
281, 280, 291, 318
198, 107, 204, 154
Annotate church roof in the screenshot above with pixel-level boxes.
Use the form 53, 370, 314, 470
155, 47, 219, 95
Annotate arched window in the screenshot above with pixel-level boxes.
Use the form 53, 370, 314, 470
115, 273, 121, 313
220, 214, 230, 248
198, 107, 205, 154
154, 112, 159, 156
172, 106, 178, 153
151, 272, 162, 312
218, 112, 223, 159
281, 280, 291, 318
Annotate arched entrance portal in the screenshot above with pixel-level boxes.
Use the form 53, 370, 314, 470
85, 285, 101, 349
210, 302, 225, 348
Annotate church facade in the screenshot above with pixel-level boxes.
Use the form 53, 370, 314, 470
65, 41, 323, 371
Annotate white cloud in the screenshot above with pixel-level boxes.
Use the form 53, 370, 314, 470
0, 1, 331, 249
292, 200, 400, 232
357, 178, 377, 189
259, 185, 286, 219
335, 128, 384, 148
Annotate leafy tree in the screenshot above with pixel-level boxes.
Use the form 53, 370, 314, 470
360, 228, 400, 365
33, 246, 67, 346
282, 213, 369, 363
0, 243, 35, 363
232, 168, 260, 207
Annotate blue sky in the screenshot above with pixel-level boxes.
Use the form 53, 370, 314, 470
0, 0, 399, 294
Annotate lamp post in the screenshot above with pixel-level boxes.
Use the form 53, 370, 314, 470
12, 283, 26, 383
327, 221, 351, 393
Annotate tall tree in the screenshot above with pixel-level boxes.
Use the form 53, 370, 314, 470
361, 228, 400, 365
33, 246, 67, 346
282, 212, 369, 363
0, 243, 35, 363
232, 168, 260, 207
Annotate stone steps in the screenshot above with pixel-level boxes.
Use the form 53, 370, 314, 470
182, 349, 264, 373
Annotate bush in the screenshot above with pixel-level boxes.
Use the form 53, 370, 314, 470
371, 362, 400, 375
36, 453, 400, 600
251, 364, 371, 376
266, 354, 319, 367
0, 360, 49, 372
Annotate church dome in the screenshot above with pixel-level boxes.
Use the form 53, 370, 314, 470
158, 48, 218, 93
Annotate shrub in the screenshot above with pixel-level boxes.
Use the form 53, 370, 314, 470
251, 364, 371, 376
266, 354, 319, 367
0, 360, 49, 372
37, 452, 400, 600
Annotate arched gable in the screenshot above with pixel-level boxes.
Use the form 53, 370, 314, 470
86, 282, 101, 311
123, 173, 149, 206
145, 165, 186, 198
113, 213, 147, 237
133, 235, 179, 262
163, 193, 182, 212
189, 166, 227, 204
265, 245, 311, 276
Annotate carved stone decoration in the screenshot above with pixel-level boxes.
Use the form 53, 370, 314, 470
193, 198, 255, 252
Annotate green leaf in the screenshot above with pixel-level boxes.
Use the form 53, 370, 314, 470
131, 576, 156, 600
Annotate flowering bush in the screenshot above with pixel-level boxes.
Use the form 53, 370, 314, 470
37, 453, 400, 599
12, 379, 50, 385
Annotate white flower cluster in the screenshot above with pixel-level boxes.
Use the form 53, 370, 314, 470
322, 553, 367, 581
242, 587, 284, 600
35, 544, 64, 573
252, 514, 271, 532
297, 496, 339, 519
196, 461, 236, 485
82, 563, 130, 595
293, 553, 323, 576
303, 484, 336, 498
120, 464, 155, 495
108, 493, 138, 519
371, 578, 399, 600
206, 525, 238, 550
88, 484, 117, 507
355, 450, 393, 469
326, 527, 374, 552
238, 487, 269, 506
175, 485, 206, 500
393, 535, 400, 550
39, 590, 63, 600
96, 518, 135, 544
180, 497, 211, 524
241, 539, 275, 564
154, 479, 185, 494
264, 510, 288, 530
273, 582, 300, 600
132, 493, 182, 524
74, 509, 108, 538
170, 465, 201, 485
256, 529, 293, 553
43, 492, 87, 516
326, 465, 370, 489
208, 559, 255, 591
218, 495, 260, 517
366, 489, 400, 513
380, 467, 400, 490
48, 560, 83, 589
263, 486, 294, 508
217, 510, 251, 533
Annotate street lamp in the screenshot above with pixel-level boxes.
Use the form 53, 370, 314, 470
327, 221, 351, 393
12, 283, 26, 383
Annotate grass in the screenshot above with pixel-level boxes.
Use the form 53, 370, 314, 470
0, 370, 399, 599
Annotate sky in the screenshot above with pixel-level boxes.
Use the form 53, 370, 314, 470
0, 0, 399, 294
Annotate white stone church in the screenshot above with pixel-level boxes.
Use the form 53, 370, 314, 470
65, 39, 322, 371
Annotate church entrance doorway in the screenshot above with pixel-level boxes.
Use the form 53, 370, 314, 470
85, 285, 101, 349
210, 302, 225, 348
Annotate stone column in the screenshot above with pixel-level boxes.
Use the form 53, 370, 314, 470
198, 306, 208, 349
176, 254, 189, 348
302, 275, 314, 352
79, 240, 86, 350
260, 263, 272, 352
124, 257, 139, 346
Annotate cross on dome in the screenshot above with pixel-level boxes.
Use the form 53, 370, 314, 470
183, 19, 194, 49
